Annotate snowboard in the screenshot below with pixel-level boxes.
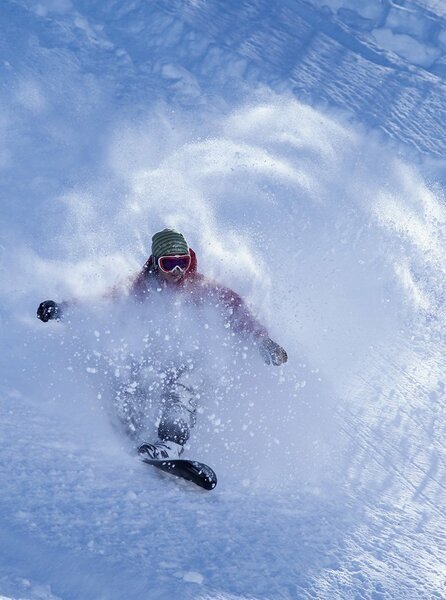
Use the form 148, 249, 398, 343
141, 457, 217, 490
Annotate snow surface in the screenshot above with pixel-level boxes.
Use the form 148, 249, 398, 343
1, 0, 446, 598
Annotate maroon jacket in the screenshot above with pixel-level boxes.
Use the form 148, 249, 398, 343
129, 249, 268, 342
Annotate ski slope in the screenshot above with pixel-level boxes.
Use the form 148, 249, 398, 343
1, 1, 445, 598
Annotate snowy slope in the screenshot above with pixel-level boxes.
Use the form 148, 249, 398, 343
1, 1, 446, 599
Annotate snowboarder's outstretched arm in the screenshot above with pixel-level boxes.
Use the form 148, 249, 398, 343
36, 267, 138, 323
214, 284, 288, 366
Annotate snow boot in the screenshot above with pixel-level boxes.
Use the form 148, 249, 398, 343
138, 439, 184, 461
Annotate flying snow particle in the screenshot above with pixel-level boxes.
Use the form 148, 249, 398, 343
183, 571, 204, 584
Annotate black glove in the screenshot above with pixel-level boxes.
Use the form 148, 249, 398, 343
37, 300, 62, 322
259, 337, 288, 366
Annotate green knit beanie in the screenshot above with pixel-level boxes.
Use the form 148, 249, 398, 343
151, 228, 189, 258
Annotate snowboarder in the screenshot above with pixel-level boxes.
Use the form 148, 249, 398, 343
37, 229, 288, 463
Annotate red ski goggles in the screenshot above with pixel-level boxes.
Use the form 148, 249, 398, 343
157, 254, 191, 274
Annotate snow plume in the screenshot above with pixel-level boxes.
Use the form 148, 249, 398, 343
3, 92, 446, 496
26, 285, 333, 491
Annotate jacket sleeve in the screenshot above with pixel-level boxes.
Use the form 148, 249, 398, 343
216, 284, 268, 341
128, 257, 153, 300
